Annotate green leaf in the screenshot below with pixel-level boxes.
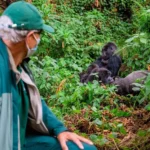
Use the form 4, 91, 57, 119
93, 118, 103, 125
145, 103, 150, 111
91, 106, 97, 112
140, 38, 147, 44
120, 126, 127, 135
132, 87, 141, 91
89, 134, 97, 141
109, 132, 118, 138
117, 123, 123, 128
137, 130, 147, 137
100, 137, 108, 145
111, 109, 131, 117
145, 78, 150, 95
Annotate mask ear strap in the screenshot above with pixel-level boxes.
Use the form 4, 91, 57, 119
33, 34, 38, 41
26, 42, 31, 57
33, 34, 40, 44
25, 34, 31, 58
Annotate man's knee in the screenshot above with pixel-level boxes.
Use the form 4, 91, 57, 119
67, 141, 97, 150
82, 142, 97, 150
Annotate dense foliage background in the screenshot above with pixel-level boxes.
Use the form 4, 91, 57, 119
11, 0, 150, 149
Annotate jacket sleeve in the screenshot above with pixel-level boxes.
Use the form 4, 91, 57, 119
21, 60, 68, 136
41, 99, 68, 136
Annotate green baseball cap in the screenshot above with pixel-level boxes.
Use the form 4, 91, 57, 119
2, 1, 54, 33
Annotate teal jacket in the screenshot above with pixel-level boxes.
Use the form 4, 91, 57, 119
0, 39, 67, 150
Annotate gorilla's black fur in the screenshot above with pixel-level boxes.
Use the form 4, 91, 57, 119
79, 64, 99, 83
80, 64, 114, 84
94, 42, 122, 77
86, 67, 114, 84
81, 65, 149, 95
80, 42, 122, 83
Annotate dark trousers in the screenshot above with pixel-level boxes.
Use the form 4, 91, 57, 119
23, 134, 97, 150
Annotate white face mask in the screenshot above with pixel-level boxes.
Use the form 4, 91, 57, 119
26, 34, 40, 58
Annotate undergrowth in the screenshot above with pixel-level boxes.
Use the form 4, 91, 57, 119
29, 0, 150, 149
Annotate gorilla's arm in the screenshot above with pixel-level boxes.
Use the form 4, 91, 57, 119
107, 55, 122, 77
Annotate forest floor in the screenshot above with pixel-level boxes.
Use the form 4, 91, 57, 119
64, 100, 150, 150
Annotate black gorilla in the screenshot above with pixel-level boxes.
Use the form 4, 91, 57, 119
94, 42, 122, 77
81, 65, 149, 95
80, 64, 114, 84
79, 64, 98, 83
85, 67, 114, 84
80, 42, 122, 83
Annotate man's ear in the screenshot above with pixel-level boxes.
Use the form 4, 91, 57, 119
26, 31, 35, 38
25, 31, 34, 44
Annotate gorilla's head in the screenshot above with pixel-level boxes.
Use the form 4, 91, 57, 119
98, 68, 114, 84
102, 42, 117, 60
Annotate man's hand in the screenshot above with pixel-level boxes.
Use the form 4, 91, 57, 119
57, 131, 93, 150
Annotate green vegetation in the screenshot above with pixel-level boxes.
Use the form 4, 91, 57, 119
29, 0, 150, 149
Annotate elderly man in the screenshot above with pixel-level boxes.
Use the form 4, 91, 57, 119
0, 1, 97, 150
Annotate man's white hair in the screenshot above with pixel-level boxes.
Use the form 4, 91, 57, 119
0, 15, 30, 43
